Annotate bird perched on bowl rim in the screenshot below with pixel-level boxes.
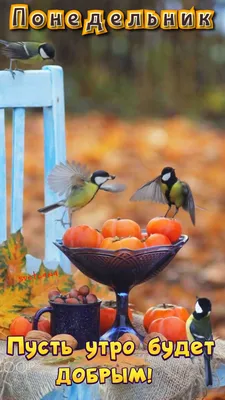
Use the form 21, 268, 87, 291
130, 166, 196, 225
186, 297, 213, 387
0, 40, 55, 78
38, 161, 126, 227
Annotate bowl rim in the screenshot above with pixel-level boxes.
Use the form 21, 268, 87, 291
54, 234, 189, 254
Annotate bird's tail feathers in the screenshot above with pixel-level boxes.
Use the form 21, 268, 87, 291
38, 202, 63, 214
204, 355, 212, 387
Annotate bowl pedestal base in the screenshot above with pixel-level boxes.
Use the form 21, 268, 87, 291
100, 291, 144, 341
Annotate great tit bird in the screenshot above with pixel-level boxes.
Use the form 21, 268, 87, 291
130, 167, 195, 225
38, 161, 126, 227
0, 40, 55, 78
186, 298, 213, 386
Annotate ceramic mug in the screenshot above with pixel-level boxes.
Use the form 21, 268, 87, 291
33, 300, 101, 349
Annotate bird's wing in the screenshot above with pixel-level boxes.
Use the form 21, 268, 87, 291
191, 318, 214, 362
23, 42, 43, 57
47, 161, 91, 197
190, 318, 213, 344
100, 183, 126, 193
181, 182, 196, 225
0, 41, 31, 60
130, 176, 167, 204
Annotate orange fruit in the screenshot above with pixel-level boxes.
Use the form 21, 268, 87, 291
146, 217, 182, 243
145, 233, 171, 247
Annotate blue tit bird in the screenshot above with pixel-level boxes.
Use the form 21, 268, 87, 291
38, 161, 126, 227
0, 40, 55, 78
186, 297, 213, 386
130, 166, 196, 225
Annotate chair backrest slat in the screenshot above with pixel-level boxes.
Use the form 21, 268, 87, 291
0, 108, 7, 243
43, 66, 70, 272
11, 107, 25, 233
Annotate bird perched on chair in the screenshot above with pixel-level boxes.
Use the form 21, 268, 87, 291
38, 161, 126, 227
130, 167, 196, 225
0, 40, 55, 78
186, 297, 213, 387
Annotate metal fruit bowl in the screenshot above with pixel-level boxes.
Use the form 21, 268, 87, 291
54, 235, 188, 292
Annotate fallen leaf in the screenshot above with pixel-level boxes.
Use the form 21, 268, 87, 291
0, 285, 31, 330
0, 327, 10, 340
0, 230, 27, 288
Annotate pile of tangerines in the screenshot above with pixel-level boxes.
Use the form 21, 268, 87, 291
63, 217, 182, 250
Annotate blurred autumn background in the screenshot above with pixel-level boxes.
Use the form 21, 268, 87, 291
1, 0, 225, 391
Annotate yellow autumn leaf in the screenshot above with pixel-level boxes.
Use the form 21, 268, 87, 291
0, 285, 31, 330
0, 286, 30, 315
0, 327, 10, 340
0, 230, 27, 287
0, 262, 6, 290
30, 294, 52, 310
0, 313, 19, 329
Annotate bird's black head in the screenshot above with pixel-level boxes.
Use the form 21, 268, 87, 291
39, 43, 55, 60
91, 170, 116, 187
194, 297, 212, 320
160, 167, 177, 184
